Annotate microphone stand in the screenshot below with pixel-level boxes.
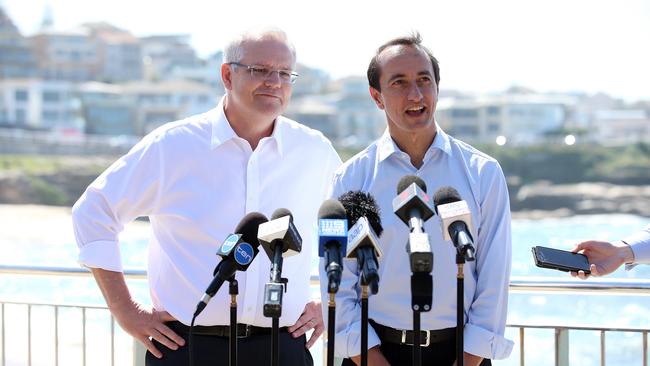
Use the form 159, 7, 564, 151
411, 272, 432, 366
456, 253, 464, 366
228, 278, 238, 366
357, 249, 378, 366
360, 283, 369, 366
327, 293, 336, 366
265, 242, 287, 366
456, 244, 474, 366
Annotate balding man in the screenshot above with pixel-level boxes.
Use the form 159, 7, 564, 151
72, 28, 341, 366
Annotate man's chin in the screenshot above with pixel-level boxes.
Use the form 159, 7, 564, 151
254, 103, 285, 118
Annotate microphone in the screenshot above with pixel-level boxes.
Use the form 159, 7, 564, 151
194, 212, 269, 317
257, 208, 303, 317
392, 175, 434, 273
318, 199, 348, 294
433, 186, 476, 261
338, 191, 383, 295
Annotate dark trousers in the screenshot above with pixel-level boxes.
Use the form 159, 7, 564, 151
341, 322, 491, 366
145, 328, 314, 366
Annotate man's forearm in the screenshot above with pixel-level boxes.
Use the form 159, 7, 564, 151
90, 267, 136, 313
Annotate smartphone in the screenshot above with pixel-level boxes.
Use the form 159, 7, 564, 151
531, 246, 591, 274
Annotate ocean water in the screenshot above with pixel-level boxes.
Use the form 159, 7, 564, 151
0, 210, 648, 365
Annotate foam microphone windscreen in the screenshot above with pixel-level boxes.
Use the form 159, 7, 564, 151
235, 212, 269, 248
396, 175, 427, 194
318, 199, 347, 220
271, 207, 293, 221
338, 191, 383, 236
433, 186, 462, 213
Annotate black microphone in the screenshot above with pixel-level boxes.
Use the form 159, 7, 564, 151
194, 212, 269, 317
318, 199, 348, 294
433, 186, 476, 261
338, 191, 383, 295
257, 208, 303, 317
392, 175, 434, 273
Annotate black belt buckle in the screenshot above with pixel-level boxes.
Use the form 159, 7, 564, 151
401, 329, 430, 347
236, 324, 252, 338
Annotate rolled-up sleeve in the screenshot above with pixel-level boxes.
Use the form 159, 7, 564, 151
464, 161, 514, 360
72, 134, 163, 272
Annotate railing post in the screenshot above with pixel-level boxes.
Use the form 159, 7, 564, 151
643, 331, 647, 366
133, 338, 146, 366
601, 330, 606, 366
554, 328, 569, 366
519, 327, 525, 366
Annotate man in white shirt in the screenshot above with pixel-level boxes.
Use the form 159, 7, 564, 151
325, 33, 512, 366
72, 28, 341, 365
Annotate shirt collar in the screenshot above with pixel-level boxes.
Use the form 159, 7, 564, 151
377, 124, 452, 163
211, 96, 285, 156
210, 96, 238, 149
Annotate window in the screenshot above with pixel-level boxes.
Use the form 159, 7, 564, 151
15, 90, 28, 102
42, 110, 59, 121
43, 91, 61, 103
15, 109, 26, 124
487, 106, 500, 115
450, 108, 478, 118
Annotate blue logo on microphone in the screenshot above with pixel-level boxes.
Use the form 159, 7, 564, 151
234, 243, 254, 265
220, 234, 240, 254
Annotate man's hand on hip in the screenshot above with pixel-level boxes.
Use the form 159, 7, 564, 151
287, 300, 324, 348
112, 300, 185, 359
89, 268, 184, 359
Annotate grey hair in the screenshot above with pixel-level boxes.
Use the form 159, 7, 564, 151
223, 27, 296, 66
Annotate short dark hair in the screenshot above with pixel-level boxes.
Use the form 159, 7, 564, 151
367, 32, 440, 92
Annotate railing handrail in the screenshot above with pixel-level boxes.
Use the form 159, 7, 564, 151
0, 264, 147, 279
2, 264, 650, 294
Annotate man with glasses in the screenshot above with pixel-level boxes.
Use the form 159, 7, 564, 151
72, 27, 341, 366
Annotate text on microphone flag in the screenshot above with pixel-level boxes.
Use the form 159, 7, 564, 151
319, 219, 347, 237
234, 243, 255, 265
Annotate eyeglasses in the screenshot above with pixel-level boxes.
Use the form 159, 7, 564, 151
229, 62, 299, 84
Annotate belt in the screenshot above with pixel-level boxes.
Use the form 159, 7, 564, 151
370, 320, 455, 347
167, 321, 284, 338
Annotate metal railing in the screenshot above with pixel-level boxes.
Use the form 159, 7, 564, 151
1, 266, 650, 366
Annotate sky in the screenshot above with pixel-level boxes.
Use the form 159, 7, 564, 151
3, 0, 650, 102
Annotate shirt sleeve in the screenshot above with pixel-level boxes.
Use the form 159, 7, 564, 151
463, 161, 514, 360
626, 224, 650, 264
71, 133, 164, 272
320, 171, 381, 358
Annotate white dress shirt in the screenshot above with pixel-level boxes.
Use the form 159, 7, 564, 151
627, 224, 650, 263
323, 127, 513, 360
72, 98, 341, 327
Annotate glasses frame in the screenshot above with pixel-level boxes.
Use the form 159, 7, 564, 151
228, 62, 299, 84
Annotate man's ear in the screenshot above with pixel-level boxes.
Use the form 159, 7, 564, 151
369, 87, 384, 110
221, 63, 233, 91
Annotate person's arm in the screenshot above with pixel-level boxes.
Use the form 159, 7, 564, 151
463, 162, 514, 360
72, 134, 182, 357
571, 240, 634, 278
571, 224, 650, 278
91, 268, 184, 358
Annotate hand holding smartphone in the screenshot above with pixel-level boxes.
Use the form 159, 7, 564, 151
531, 246, 591, 274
